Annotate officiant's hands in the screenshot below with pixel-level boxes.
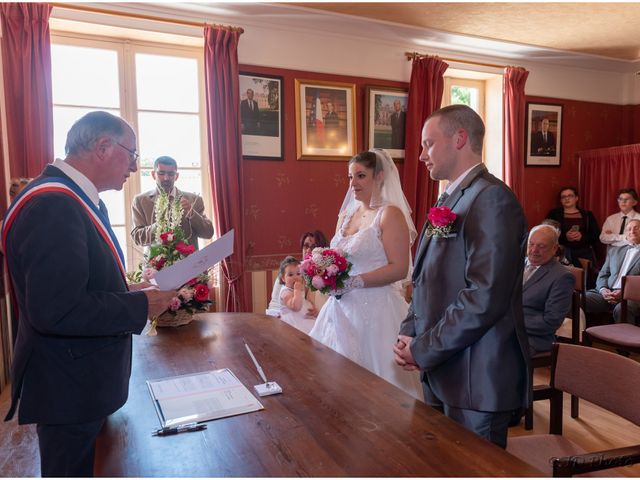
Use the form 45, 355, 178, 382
144, 289, 180, 318
128, 281, 154, 292
394, 335, 420, 371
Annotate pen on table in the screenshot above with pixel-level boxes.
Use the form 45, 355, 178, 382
244, 339, 268, 384
152, 422, 207, 436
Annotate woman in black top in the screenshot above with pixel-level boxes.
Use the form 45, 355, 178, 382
545, 186, 600, 267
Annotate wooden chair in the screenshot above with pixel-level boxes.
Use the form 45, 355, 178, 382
584, 275, 640, 355
508, 343, 640, 477
524, 266, 583, 431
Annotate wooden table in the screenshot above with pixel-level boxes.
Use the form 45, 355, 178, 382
0, 313, 542, 477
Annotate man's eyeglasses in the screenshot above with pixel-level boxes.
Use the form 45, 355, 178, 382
618, 197, 635, 203
115, 142, 140, 163
156, 170, 177, 178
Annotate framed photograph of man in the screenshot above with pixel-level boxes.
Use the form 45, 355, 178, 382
364, 86, 408, 159
239, 73, 284, 160
294, 79, 356, 161
525, 103, 562, 167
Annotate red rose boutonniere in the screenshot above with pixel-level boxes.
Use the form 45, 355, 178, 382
427, 206, 457, 237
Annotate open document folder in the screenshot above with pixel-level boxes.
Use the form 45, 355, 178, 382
147, 368, 264, 428
153, 229, 234, 290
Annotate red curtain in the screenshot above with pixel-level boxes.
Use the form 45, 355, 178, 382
502, 66, 529, 201
402, 56, 448, 231
203, 26, 248, 312
0, 3, 53, 179
579, 144, 640, 231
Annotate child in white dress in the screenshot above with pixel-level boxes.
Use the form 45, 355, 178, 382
278, 256, 316, 334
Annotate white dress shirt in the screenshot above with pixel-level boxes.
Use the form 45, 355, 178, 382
444, 163, 483, 196
600, 210, 640, 247
53, 158, 100, 208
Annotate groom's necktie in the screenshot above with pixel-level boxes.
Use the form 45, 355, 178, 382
435, 192, 449, 207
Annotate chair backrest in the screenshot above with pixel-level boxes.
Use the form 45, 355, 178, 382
566, 266, 584, 292
577, 257, 593, 290
552, 343, 640, 426
623, 275, 640, 302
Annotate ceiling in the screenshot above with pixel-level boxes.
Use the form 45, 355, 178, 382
290, 2, 640, 62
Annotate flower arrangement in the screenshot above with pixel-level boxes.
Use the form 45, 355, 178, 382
300, 247, 352, 295
127, 191, 211, 333
426, 206, 457, 238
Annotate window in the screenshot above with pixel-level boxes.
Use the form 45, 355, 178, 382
443, 77, 485, 120
51, 34, 210, 270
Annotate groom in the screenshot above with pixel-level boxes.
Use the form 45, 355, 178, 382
394, 105, 529, 448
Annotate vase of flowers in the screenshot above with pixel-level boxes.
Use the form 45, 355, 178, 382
127, 191, 212, 334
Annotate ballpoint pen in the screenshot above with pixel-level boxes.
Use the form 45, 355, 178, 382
152, 422, 207, 436
244, 340, 268, 385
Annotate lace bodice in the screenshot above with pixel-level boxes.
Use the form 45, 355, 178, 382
332, 207, 388, 277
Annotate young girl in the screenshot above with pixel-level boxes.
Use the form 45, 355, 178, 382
278, 256, 316, 334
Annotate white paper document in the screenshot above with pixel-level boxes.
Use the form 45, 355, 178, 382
147, 368, 264, 428
153, 229, 234, 290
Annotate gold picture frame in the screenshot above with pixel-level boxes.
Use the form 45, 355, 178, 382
294, 79, 357, 160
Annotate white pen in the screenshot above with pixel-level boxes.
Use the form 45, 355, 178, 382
244, 340, 268, 384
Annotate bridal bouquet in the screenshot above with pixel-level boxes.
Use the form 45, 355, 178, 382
300, 247, 352, 295
126, 191, 211, 333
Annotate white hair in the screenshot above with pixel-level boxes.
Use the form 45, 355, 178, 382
528, 224, 559, 244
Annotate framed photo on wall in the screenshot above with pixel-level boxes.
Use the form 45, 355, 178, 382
364, 86, 408, 159
525, 102, 562, 167
239, 72, 284, 160
294, 79, 356, 160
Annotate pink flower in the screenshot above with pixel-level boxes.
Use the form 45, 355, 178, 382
142, 267, 157, 281
175, 242, 195, 256
428, 206, 456, 228
194, 283, 210, 302
178, 287, 193, 302
160, 231, 175, 244
312, 276, 325, 289
169, 296, 182, 311
326, 264, 339, 276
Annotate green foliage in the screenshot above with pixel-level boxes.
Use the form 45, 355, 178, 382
451, 86, 471, 106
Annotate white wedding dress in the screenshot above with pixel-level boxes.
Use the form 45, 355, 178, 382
309, 207, 423, 400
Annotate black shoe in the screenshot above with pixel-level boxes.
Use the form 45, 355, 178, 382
508, 408, 524, 427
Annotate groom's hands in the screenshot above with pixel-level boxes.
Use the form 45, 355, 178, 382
394, 335, 419, 371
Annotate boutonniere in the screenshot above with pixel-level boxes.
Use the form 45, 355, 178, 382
426, 206, 457, 238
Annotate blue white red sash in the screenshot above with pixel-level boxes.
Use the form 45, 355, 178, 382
2, 176, 127, 280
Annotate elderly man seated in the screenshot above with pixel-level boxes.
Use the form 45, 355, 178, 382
585, 218, 640, 323
523, 224, 575, 354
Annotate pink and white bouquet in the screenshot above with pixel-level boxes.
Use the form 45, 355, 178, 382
300, 247, 352, 295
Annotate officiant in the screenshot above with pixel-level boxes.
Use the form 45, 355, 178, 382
131, 155, 214, 250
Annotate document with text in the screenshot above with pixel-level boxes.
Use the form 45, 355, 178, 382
147, 368, 263, 428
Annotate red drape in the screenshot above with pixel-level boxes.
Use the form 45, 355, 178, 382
579, 144, 640, 231
502, 66, 529, 201
402, 56, 448, 231
0, 3, 53, 179
203, 26, 248, 312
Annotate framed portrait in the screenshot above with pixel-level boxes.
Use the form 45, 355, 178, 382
525, 102, 562, 167
364, 86, 408, 159
239, 72, 284, 160
294, 79, 356, 160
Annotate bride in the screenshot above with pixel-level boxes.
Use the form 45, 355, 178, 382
309, 149, 423, 400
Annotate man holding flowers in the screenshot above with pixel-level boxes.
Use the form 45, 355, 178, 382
394, 105, 529, 449
2, 111, 176, 476
132, 155, 213, 250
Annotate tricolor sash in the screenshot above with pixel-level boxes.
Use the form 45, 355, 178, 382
2, 176, 127, 280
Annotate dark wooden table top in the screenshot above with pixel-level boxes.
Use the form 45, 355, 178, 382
0, 313, 542, 477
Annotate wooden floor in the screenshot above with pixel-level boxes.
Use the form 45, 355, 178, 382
508, 353, 640, 477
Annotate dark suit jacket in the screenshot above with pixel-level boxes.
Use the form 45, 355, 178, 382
5, 165, 148, 425
596, 244, 640, 291
390, 111, 406, 149
131, 188, 214, 249
240, 99, 260, 134
523, 260, 574, 354
400, 164, 530, 411
531, 130, 556, 156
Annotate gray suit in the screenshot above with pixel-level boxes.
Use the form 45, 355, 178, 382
585, 244, 640, 323
131, 187, 214, 250
523, 260, 574, 354
400, 165, 529, 442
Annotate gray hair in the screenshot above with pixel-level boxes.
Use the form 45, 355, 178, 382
528, 224, 560, 244
65, 111, 128, 155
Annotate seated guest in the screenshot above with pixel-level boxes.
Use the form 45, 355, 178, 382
131, 156, 214, 250
265, 230, 328, 317
546, 186, 599, 267
523, 225, 575, 355
585, 219, 640, 323
9, 177, 31, 201
600, 188, 640, 248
